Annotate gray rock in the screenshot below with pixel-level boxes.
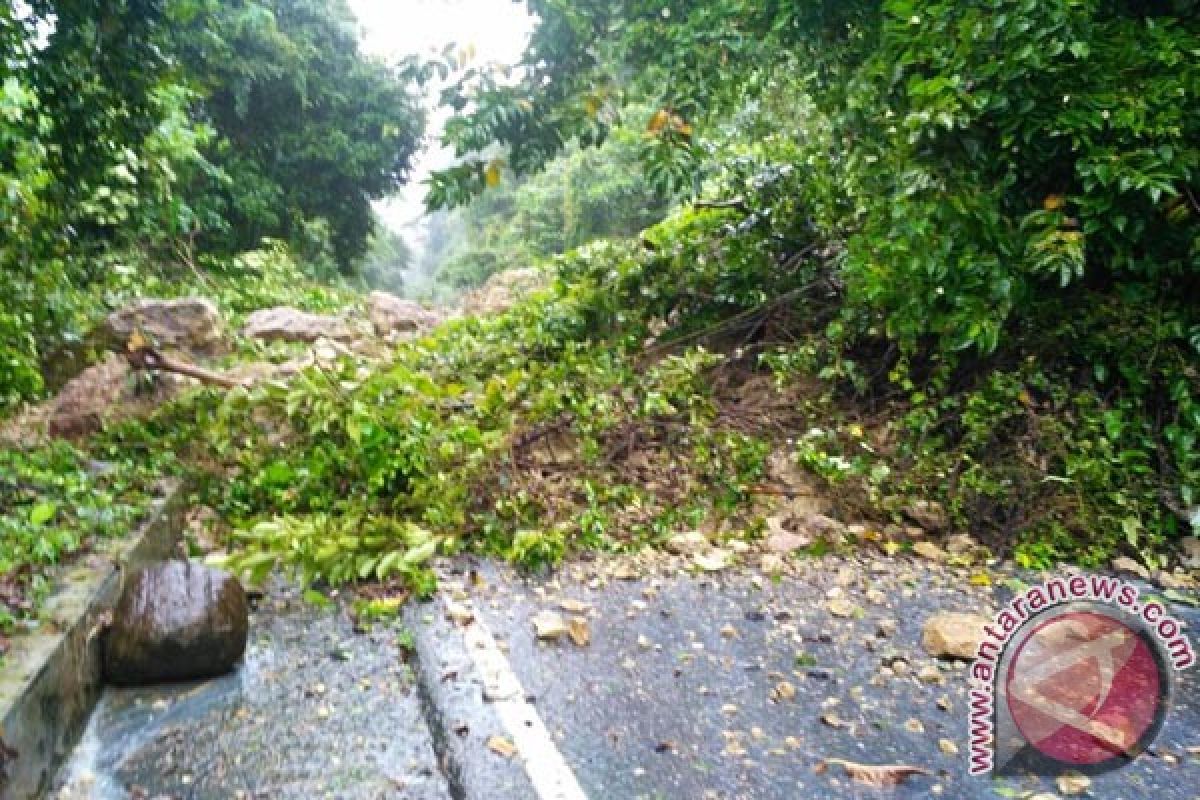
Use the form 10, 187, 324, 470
461, 268, 544, 315
921, 611, 990, 660
1111, 555, 1150, 579
904, 499, 949, 533
242, 306, 357, 342
103, 297, 223, 352
1181, 536, 1200, 569
366, 291, 443, 337
105, 562, 248, 685
665, 531, 709, 555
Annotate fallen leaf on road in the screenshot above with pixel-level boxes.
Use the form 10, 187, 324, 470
487, 735, 518, 758
567, 616, 591, 647
559, 598, 590, 614
969, 571, 992, 586
816, 758, 931, 787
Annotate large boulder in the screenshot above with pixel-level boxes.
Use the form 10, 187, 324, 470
103, 297, 223, 353
366, 291, 443, 337
242, 307, 358, 343
462, 268, 545, 316
105, 561, 249, 685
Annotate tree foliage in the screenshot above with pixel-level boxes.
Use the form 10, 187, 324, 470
173, 0, 426, 267
0, 0, 426, 411
431, 118, 670, 292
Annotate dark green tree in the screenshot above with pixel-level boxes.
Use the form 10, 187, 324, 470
175, 0, 426, 268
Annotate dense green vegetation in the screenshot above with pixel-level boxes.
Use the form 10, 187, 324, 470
421, 115, 670, 295
2, 0, 1197, 626
1, 0, 424, 413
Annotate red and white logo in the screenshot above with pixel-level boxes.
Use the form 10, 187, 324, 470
1004, 610, 1165, 768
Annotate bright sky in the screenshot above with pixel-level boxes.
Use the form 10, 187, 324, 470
345, 0, 534, 233
347, 0, 533, 66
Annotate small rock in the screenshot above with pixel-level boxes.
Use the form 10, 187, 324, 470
913, 541, 947, 562
760, 553, 786, 573
461, 268, 544, 316
938, 738, 959, 755
944, 534, 978, 555
876, 618, 898, 638
905, 500, 948, 532
834, 567, 857, 587
1111, 556, 1150, 579
1155, 569, 1194, 590
1181, 536, 1200, 568
694, 548, 732, 572
720, 624, 739, 639
921, 612, 990, 660
666, 531, 709, 555
904, 718, 924, 734
765, 529, 811, 554
532, 610, 569, 640
445, 602, 475, 626
918, 664, 943, 684
828, 597, 858, 618
1056, 772, 1092, 796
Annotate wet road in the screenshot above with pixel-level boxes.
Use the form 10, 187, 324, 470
53, 583, 449, 800
409, 551, 1200, 800
50, 551, 1199, 799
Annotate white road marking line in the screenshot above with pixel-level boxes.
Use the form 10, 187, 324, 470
454, 598, 589, 800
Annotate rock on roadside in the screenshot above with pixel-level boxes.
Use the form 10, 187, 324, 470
366, 291, 443, 337
47, 354, 184, 438
105, 561, 249, 685
242, 306, 358, 343
921, 611, 991, 661
102, 297, 224, 353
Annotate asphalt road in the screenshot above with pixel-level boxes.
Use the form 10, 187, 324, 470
406, 550, 1200, 800
50, 550, 1198, 800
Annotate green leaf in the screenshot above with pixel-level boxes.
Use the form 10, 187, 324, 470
29, 502, 57, 527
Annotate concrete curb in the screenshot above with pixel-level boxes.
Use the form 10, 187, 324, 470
404, 587, 543, 800
0, 484, 183, 800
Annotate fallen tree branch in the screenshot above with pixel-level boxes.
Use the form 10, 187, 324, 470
692, 196, 749, 213
125, 344, 247, 389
